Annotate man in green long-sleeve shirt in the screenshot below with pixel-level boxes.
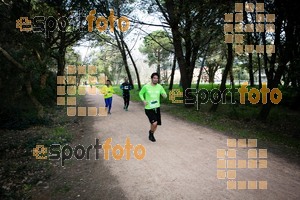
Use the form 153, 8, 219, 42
139, 73, 167, 142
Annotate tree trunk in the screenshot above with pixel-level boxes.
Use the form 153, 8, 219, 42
111, 3, 138, 89
229, 66, 234, 86
196, 42, 210, 90
248, 53, 254, 86
210, 43, 233, 112
114, 30, 134, 89
243, 0, 254, 86
162, 0, 199, 107
208, 66, 215, 83
196, 49, 211, 90
169, 54, 176, 90
116, 64, 122, 85
196, 66, 204, 91
25, 73, 44, 118
258, 2, 283, 121
123, 40, 142, 89
40, 73, 48, 89
57, 31, 66, 76
165, 69, 168, 83
157, 50, 161, 82
57, 56, 64, 76
257, 53, 262, 89
0, 47, 44, 118
262, 31, 270, 84
171, 25, 193, 107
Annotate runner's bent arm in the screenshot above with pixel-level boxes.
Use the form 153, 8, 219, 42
111, 86, 115, 94
101, 86, 107, 95
160, 85, 167, 99
139, 86, 147, 106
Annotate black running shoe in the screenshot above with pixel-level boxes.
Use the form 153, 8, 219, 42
149, 131, 156, 142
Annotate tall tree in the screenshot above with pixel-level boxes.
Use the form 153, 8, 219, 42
90, 0, 142, 89
258, 0, 300, 120
155, 0, 226, 107
139, 30, 173, 81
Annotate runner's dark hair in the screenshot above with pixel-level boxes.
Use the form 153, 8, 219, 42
151, 73, 159, 79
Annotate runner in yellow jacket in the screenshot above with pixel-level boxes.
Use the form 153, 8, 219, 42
101, 80, 114, 114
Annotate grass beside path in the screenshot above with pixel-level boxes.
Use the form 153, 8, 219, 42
113, 84, 300, 158
0, 88, 86, 199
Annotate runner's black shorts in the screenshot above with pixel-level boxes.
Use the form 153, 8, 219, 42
145, 107, 161, 125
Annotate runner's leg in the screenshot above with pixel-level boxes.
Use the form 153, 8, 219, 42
105, 98, 108, 108
149, 122, 157, 142
145, 109, 158, 142
127, 95, 130, 108
150, 122, 157, 133
125, 95, 129, 110
104, 98, 109, 113
108, 97, 112, 113
123, 95, 126, 109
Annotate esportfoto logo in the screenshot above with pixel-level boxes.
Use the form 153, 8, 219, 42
217, 139, 268, 190
33, 137, 146, 166
169, 82, 282, 109
224, 2, 275, 54
16, 9, 130, 37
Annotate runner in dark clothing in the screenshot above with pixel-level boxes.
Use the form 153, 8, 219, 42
120, 77, 133, 111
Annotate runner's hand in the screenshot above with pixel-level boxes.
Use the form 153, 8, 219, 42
162, 94, 167, 99
143, 101, 148, 106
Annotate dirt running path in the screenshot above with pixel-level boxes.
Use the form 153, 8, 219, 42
44, 89, 300, 200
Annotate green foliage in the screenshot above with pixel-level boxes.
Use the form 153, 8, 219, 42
0, 0, 97, 129
87, 44, 124, 83
139, 30, 173, 67
42, 127, 73, 147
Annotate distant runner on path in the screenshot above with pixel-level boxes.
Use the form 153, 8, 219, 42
120, 77, 133, 111
101, 80, 114, 115
139, 73, 167, 142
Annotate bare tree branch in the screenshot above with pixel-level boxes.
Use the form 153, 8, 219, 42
0, 46, 26, 72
